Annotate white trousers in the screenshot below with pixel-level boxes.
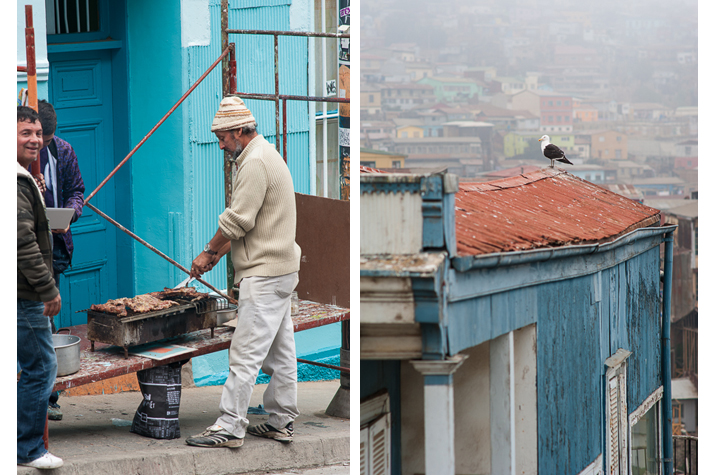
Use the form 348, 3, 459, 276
216, 272, 300, 437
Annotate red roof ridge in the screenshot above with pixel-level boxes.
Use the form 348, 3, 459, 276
459, 167, 563, 192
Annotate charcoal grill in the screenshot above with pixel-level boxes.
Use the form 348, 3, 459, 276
84, 296, 231, 358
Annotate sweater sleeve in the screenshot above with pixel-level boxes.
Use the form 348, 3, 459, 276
218, 159, 269, 241
17, 181, 58, 301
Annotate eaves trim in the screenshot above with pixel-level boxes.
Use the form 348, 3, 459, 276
451, 225, 675, 273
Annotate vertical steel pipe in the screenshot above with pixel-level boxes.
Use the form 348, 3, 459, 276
321, 0, 328, 198
662, 229, 675, 475
75, 0, 80, 32
62, 0, 69, 34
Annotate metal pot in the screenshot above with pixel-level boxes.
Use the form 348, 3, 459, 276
216, 306, 237, 325
53, 333, 81, 376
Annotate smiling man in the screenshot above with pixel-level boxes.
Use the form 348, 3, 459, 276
16, 106, 64, 470
186, 96, 301, 449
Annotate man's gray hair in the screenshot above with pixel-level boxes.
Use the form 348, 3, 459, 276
239, 123, 257, 135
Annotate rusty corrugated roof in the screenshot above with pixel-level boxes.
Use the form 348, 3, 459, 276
360, 165, 390, 174
456, 168, 661, 256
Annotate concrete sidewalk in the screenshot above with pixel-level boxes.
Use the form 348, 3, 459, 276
17, 381, 350, 475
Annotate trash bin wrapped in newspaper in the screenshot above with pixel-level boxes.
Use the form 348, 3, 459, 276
130, 360, 186, 439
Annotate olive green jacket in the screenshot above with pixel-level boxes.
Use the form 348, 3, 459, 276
17, 163, 58, 302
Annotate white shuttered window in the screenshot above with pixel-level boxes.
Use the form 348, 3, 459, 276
605, 349, 631, 475
361, 391, 391, 475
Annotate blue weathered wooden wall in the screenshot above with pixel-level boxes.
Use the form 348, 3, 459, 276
446, 245, 662, 473
536, 274, 604, 473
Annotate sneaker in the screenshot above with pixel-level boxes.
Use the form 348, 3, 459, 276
247, 421, 294, 442
18, 452, 64, 469
48, 405, 63, 421
185, 424, 243, 448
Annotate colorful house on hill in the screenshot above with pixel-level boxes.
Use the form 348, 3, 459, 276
503, 131, 575, 160
360, 168, 677, 475
417, 76, 486, 103
17, 0, 347, 386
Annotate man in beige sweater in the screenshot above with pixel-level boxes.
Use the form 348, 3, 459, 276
186, 97, 301, 448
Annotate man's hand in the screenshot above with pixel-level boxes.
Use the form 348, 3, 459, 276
191, 252, 219, 278
52, 225, 70, 234
43, 293, 61, 317
33, 173, 47, 194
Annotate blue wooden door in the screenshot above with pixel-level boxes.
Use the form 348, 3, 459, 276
48, 48, 119, 327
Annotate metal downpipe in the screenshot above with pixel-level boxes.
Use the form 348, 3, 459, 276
662, 231, 674, 475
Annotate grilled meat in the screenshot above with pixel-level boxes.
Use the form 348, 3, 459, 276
90, 294, 180, 317
149, 287, 209, 302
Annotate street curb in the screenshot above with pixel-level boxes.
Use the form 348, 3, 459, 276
17, 433, 349, 475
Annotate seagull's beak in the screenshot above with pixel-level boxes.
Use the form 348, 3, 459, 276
538, 138, 542, 141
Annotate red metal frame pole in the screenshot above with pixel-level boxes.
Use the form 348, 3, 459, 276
229, 44, 237, 94
84, 46, 233, 205
25, 5, 40, 176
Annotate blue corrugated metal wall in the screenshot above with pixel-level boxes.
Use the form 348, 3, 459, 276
185, 0, 310, 288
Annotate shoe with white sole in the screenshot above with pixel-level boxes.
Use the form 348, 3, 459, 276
247, 421, 294, 442
186, 424, 243, 448
18, 452, 64, 469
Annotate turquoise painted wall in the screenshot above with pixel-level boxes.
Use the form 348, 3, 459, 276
184, 0, 311, 289
182, 0, 341, 384
126, 0, 186, 295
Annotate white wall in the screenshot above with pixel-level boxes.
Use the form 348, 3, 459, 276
399, 324, 538, 475
16, 0, 49, 97
401, 343, 492, 475
515, 324, 538, 475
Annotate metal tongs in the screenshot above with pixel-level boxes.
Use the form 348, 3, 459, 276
174, 276, 194, 289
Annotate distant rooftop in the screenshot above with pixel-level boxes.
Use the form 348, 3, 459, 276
663, 200, 698, 219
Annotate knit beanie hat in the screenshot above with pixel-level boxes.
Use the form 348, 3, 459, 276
211, 96, 256, 132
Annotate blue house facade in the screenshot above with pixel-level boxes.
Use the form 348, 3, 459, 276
360, 169, 676, 475
17, 0, 343, 383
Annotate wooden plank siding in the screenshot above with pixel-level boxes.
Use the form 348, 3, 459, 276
537, 274, 604, 474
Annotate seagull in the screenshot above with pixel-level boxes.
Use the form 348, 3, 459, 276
538, 135, 573, 168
